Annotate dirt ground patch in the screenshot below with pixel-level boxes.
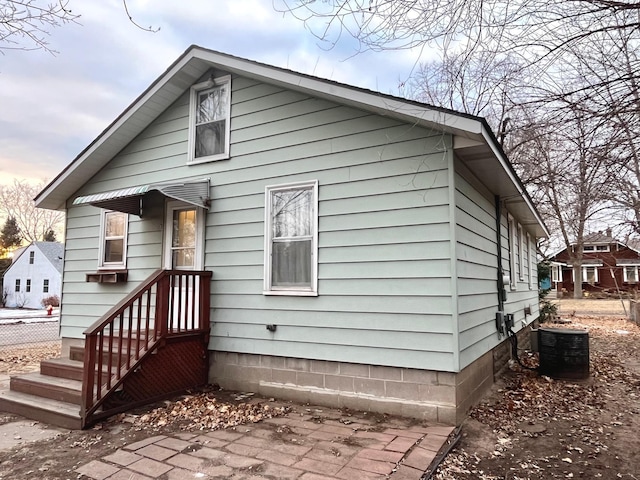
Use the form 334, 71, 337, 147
433, 314, 640, 479
552, 298, 631, 316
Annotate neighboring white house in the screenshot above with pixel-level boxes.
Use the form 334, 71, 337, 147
3, 242, 63, 309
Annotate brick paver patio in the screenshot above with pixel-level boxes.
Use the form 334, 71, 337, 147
75, 413, 455, 479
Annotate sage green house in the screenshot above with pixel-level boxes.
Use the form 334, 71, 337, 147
35, 45, 547, 425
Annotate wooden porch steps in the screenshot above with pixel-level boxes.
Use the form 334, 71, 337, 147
0, 270, 212, 430
0, 356, 85, 430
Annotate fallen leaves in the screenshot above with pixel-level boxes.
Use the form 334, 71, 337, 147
434, 314, 640, 479
0, 343, 61, 374
127, 388, 291, 431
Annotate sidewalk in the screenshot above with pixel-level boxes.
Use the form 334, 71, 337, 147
75, 412, 456, 480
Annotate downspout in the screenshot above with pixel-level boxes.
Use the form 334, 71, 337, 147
495, 195, 507, 337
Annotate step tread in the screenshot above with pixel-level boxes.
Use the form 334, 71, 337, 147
0, 389, 81, 418
12, 372, 83, 391
41, 357, 84, 368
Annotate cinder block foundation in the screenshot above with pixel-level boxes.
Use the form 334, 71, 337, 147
209, 339, 509, 425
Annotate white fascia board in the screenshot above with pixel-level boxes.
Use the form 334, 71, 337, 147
36, 51, 203, 210
195, 48, 483, 137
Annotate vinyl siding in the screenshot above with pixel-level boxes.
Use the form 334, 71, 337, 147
60, 74, 458, 371
454, 161, 539, 369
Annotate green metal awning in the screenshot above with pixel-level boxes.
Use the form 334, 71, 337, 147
72, 179, 210, 216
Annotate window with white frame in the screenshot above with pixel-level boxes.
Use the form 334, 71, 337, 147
517, 224, 524, 281
583, 244, 610, 253
624, 266, 639, 283
26, 279, 31, 293
527, 233, 533, 289
188, 75, 231, 164
264, 181, 318, 295
43, 279, 50, 293
99, 210, 128, 269
508, 215, 517, 290
29, 251, 34, 264
551, 264, 561, 283
582, 266, 598, 284
14, 279, 20, 292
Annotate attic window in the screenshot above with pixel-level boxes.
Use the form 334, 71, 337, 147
188, 75, 231, 164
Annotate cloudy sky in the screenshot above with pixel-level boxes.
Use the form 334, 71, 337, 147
0, 0, 426, 187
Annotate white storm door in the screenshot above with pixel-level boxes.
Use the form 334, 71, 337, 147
164, 201, 205, 330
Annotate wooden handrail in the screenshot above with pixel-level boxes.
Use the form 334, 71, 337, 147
81, 269, 212, 427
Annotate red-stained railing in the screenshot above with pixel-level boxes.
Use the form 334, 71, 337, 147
80, 269, 212, 427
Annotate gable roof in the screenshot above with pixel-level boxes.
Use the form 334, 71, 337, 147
6, 242, 64, 274
34, 241, 64, 273
35, 45, 547, 238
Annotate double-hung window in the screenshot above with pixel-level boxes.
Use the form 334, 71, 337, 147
43, 279, 50, 293
99, 210, 128, 269
551, 264, 561, 283
26, 279, 31, 293
582, 266, 598, 284
188, 75, 231, 164
29, 251, 34, 264
264, 181, 318, 296
508, 215, 517, 290
14, 279, 20, 292
624, 266, 639, 283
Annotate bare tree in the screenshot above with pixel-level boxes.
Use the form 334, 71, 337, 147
276, 1, 640, 115
0, 0, 79, 53
0, 0, 158, 54
0, 179, 64, 243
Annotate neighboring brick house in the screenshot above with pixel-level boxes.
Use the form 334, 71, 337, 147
550, 231, 640, 295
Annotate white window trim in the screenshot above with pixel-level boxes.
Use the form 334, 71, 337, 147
188, 75, 232, 165
43, 279, 50, 293
551, 264, 561, 283
264, 180, 319, 296
623, 265, 640, 283
581, 266, 599, 283
527, 232, 533, 289
517, 224, 524, 281
98, 210, 129, 270
508, 214, 517, 291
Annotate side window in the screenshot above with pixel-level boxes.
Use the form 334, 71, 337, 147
264, 180, 318, 296
15, 279, 20, 292
188, 75, 231, 164
99, 210, 128, 269
26, 279, 31, 293
43, 279, 50, 293
508, 215, 517, 290
527, 233, 534, 289
516, 224, 523, 281
29, 251, 35, 264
